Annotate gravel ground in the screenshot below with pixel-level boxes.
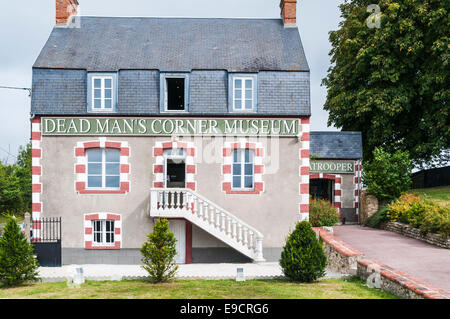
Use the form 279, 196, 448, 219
38, 263, 348, 282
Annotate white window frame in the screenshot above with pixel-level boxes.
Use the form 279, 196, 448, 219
86, 148, 121, 190
163, 149, 186, 188
160, 74, 189, 113
232, 77, 255, 112
91, 75, 115, 112
232, 149, 255, 190
92, 220, 115, 246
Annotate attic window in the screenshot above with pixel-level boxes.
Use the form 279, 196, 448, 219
88, 73, 117, 113
161, 74, 189, 113
166, 78, 185, 111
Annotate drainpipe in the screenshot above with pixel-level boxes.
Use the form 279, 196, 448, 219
357, 159, 362, 224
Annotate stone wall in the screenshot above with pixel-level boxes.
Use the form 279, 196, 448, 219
381, 221, 450, 249
314, 227, 450, 299
357, 259, 450, 299
314, 227, 363, 275
359, 189, 378, 225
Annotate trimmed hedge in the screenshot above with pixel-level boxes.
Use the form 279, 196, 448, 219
280, 221, 327, 282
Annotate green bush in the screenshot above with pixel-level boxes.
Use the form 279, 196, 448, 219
141, 218, 179, 283
386, 194, 450, 237
309, 198, 340, 227
0, 215, 39, 287
364, 206, 389, 229
362, 148, 413, 201
280, 221, 327, 283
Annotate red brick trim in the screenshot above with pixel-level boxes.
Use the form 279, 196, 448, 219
75, 139, 130, 194
315, 227, 450, 299
299, 116, 310, 221
357, 259, 450, 299
152, 141, 197, 191
221, 140, 264, 195
31, 116, 43, 240
84, 213, 122, 250
309, 173, 342, 211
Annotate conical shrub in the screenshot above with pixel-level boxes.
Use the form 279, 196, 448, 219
0, 215, 39, 287
280, 221, 327, 282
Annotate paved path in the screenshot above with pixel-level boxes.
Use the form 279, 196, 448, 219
333, 225, 450, 292
38, 263, 346, 283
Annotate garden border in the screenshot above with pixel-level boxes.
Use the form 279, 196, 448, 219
380, 221, 449, 249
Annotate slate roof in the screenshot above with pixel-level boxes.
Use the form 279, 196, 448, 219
33, 17, 309, 72
310, 131, 363, 159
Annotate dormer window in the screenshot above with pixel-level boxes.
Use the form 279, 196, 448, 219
160, 73, 189, 113
229, 74, 257, 112
88, 73, 117, 112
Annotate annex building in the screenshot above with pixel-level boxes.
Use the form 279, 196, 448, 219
30, 0, 362, 265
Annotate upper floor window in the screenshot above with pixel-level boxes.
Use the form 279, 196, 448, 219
86, 148, 121, 189
232, 149, 254, 190
88, 73, 117, 112
229, 74, 257, 112
160, 73, 189, 113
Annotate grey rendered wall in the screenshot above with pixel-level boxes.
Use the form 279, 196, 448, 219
40, 135, 302, 252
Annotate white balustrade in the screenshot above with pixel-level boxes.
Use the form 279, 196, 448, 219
149, 188, 265, 262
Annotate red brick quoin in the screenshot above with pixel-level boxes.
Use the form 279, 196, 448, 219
74, 139, 130, 194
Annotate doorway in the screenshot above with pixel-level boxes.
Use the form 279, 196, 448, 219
310, 179, 334, 203
164, 149, 186, 188
168, 219, 186, 264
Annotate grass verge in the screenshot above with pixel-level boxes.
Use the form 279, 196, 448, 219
0, 277, 398, 299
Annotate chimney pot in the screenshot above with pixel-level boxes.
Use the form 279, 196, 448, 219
56, 0, 79, 25
280, 0, 297, 27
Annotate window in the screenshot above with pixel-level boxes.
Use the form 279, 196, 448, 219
92, 220, 115, 245
232, 149, 254, 190
233, 78, 254, 111
160, 74, 189, 112
86, 148, 120, 189
88, 73, 117, 112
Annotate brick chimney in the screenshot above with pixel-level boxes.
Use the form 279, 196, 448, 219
280, 0, 297, 27
56, 0, 79, 25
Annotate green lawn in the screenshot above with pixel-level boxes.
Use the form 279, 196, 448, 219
0, 277, 397, 299
410, 186, 450, 206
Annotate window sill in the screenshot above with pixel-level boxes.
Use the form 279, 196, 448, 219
76, 182, 130, 194
222, 182, 264, 195
85, 241, 120, 250
161, 110, 188, 113
88, 109, 116, 113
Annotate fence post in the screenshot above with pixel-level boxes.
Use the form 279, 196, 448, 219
24, 212, 31, 243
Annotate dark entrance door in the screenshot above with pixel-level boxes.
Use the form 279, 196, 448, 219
32, 217, 62, 267
166, 158, 186, 188
310, 179, 334, 203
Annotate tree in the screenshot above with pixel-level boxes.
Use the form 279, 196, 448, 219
322, 0, 449, 167
0, 143, 32, 216
0, 215, 39, 287
0, 163, 23, 215
140, 218, 178, 283
280, 221, 327, 283
362, 147, 413, 201
15, 143, 32, 213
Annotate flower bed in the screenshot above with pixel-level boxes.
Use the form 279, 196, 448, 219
386, 194, 450, 238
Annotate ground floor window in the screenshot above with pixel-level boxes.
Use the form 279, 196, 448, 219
92, 220, 115, 245
310, 179, 334, 203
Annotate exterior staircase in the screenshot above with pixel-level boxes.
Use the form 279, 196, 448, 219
150, 188, 265, 262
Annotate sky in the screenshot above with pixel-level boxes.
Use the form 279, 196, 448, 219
0, 0, 344, 164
